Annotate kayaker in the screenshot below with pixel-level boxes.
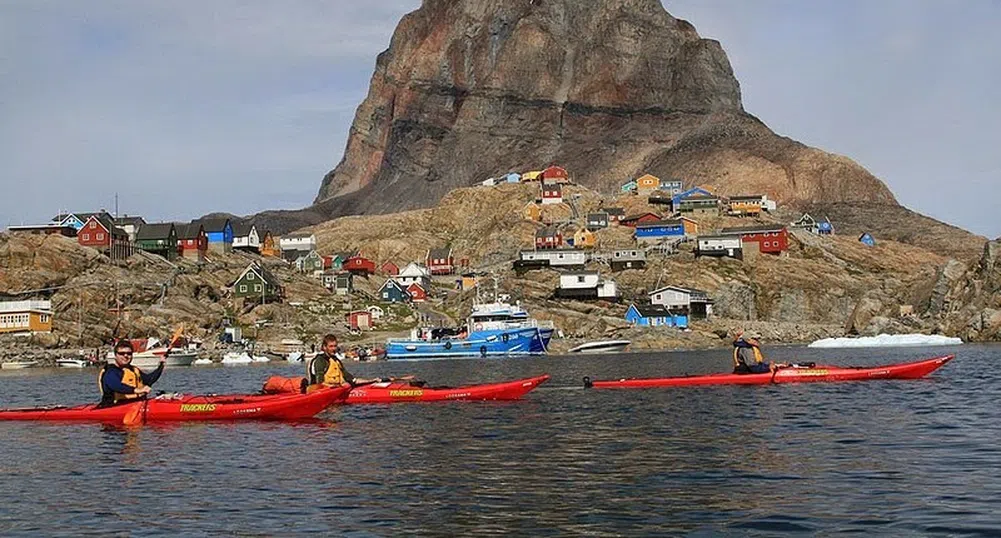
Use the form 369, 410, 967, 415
307, 334, 384, 387
732, 330, 770, 374
98, 340, 165, 406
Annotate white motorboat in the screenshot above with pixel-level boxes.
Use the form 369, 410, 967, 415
567, 340, 632, 354
192, 358, 214, 366
221, 352, 254, 365
105, 337, 199, 367
251, 355, 270, 363
286, 351, 317, 363
1, 361, 38, 370
56, 358, 89, 368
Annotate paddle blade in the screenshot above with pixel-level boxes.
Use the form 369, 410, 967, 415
122, 401, 144, 426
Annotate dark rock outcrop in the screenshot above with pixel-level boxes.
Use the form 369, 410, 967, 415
314, 0, 896, 219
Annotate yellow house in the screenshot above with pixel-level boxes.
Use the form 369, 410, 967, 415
521, 170, 543, 182
573, 228, 597, 249
523, 202, 542, 221
679, 217, 699, 236
636, 174, 661, 193
461, 274, 478, 291
728, 195, 764, 216
0, 300, 53, 334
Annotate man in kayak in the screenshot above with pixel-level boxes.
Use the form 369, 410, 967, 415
732, 330, 771, 374
307, 334, 384, 387
98, 340, 165, 406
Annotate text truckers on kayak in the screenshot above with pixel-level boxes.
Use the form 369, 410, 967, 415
307, 334, 384, 387
98, 340, 165, 406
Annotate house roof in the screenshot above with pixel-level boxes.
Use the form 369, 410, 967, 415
231, 221, 255, 236
680, 193, 719, 202
175, 223, 204, 240
135, 223, 175, 241
697, 234, 742, 242
380, 279, 405, 292
630, 303, 672, 317
237, 263, 281, 288
52, 211, 107, 223
649, 286, 711, 300
428, 247, 452, 260
535, 226, 560, 238
636, 174, 660, 183
562, 271, 599, 277
398, 262, 430, 277
721, 224, 787, 235
636, 219, 683, 228
621, 212, 660, 222
192, 218, 230, 233
603, 207, 626, 216
87, 214, 129, 238
114, 215, 146, 226
729, 195, 764, 201
587, 213, 609, 220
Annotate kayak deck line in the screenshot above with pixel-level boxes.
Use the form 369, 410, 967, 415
584, 355, 955, 389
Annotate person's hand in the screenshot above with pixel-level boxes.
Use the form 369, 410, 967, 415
159, 356, 167, 364
136, 386, 152, 395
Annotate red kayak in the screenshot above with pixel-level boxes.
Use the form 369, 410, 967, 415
346, 374, 550, 403
0, 385, 351, 422
584, 355, 954, 389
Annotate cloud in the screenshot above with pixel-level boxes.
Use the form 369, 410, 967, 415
1, 0, 998, 238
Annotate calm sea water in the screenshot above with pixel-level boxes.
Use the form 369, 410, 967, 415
0, 344, 996, 536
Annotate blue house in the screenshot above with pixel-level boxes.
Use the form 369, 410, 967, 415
625, 304, 689, 328
378, 279, 409, 303
620, 180, 637, 193
51, 212, 111, 231
671, 187, 714, 209
505, 173, 521, 183
194, 218, 233, 254
634, 219, 685, 243
859, 232, 876, 246
817, 219, 834, 235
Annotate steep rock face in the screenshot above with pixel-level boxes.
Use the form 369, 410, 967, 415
314, 0, 896, 217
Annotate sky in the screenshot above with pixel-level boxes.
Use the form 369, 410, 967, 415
0, 1, 998, 238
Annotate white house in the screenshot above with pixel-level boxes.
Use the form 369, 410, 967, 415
395, 262, 432, 289
609, 249, 647, 271
556, 271, 618, 300
648, 286, 713, 319
366, 305, 384, 320
516, 249, 587, 269
232, 222, 260, 251
695, 235, 743, 259
279, 233, 316, 252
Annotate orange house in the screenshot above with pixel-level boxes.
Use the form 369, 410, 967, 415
523, 202, 542, 221
573, 228, 597, 249
0, 300, 53, 334
636, 174, 661, 193
680, 217, 699, 236
259, 231, 279, 257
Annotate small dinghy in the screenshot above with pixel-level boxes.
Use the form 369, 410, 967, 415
567, 340, 631, 354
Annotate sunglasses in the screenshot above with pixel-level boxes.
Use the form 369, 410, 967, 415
116, 351, 133, 356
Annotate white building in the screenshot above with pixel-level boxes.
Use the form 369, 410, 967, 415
279, 233, 316, 252
395, 262, 432, 289
648, 286, 713, 319
516, 249, 587, 269
695, 235, 743, 259
556, 271, 618, 300
232, 222, 261, 251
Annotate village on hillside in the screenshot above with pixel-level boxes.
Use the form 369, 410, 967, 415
0, 162, 897, 360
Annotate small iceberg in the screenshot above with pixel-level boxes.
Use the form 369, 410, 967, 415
808, 334, 964, 348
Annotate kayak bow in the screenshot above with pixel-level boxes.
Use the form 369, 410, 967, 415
346, 374, 550, 403
584, 355, 954, 389
0, 385, 351, 422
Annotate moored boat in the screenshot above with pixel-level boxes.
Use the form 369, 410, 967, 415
568, 340, 632, 354
221, 352, 254, 365
56, 358, 90, 369
0, 385, 351, 422
346, 374, 550, 403
386, 283, 554, 359
105, 338, 199, 368
1, 361, 39, 370
584, 355, 954, 389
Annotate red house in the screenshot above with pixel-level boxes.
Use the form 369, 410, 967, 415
541, 183, 563, 205
535, 226, 564, 250
176, 223, 208, 261
346, 310, 373, 331
344, 255, 376, 276
77, 214, 129, 252
406, 282, 428, 302
720, 224, 789, 255
426, 247, 455, 275
380, 261, 400, 276
541, 165, 570, 184
322, 255, 334, 270
620, 213, 662, 228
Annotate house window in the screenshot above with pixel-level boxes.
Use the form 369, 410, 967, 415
255, 285, 262, 292
82, 234, 90, 241
40, 314, 50, 323
240, 285, 247, 293
90, 222, 97, 229
247, 273, 254, 280
577, 276, 586, 283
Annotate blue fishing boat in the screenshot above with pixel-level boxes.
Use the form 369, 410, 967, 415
386, 289, 554, 360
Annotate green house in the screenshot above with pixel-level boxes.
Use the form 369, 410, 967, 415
297, 250, 325, 274
329, 251, 354, 271
233, 263, 283, 302
135, 223, 177, 260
